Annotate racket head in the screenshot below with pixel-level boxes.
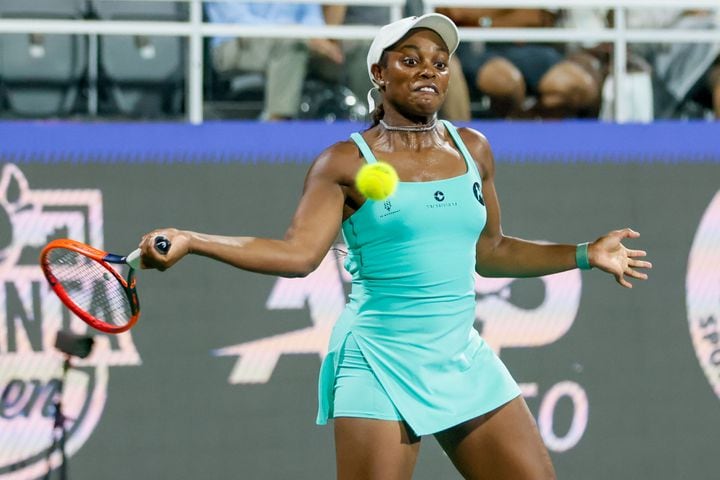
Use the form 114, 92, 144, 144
40, 239, 140, 334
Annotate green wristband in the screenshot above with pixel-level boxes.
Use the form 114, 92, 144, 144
576, 242, 592, 270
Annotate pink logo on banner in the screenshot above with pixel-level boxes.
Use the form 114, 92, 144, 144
687, 191, 720, 401
0, 165, 141, 480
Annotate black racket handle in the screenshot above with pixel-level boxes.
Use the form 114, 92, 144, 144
154, 235, 171, 255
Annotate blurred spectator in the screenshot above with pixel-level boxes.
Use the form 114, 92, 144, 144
627, 9, 720, 119
437, 8, 602, 119
564, 8, 720, 120
561, 8, 653, 122
322, 5, 388, 108
205, 2, 344, 120
322, 5, 470, 121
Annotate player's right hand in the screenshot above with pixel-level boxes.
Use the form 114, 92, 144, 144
139, 228, 190, 271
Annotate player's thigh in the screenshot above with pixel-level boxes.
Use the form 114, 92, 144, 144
434, 396, 556, 480
334, 417, 420, 480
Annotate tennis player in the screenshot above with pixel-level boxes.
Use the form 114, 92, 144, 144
140, 13, 652, 479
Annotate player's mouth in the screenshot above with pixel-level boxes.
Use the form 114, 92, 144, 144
413, 84, 439, 94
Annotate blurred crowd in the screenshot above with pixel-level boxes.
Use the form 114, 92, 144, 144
0, 2, 718, 122
206, 4, 720, 122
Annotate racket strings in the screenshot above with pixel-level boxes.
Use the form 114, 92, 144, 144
47, 248, 133, 326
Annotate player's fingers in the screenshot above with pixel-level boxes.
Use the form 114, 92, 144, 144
615, 272, 633, 289
621, 228, 640, 239
626, 248, 647, 258
140, 236, 167, 268
611, 228, 639, 240
625, 267, 648, 280
629, 258, 653, 269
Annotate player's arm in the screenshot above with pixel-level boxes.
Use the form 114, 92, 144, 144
139, 143, 350, 277
458, 128, 651, 287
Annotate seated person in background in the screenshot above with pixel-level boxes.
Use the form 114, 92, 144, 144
321, 4, 388, 111
322, 5, 471, 121
626, 8, 720, 119
437, 8, 601, 119
206, 2, 344, 120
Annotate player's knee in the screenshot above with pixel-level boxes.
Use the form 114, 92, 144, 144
476, 58, 526, 104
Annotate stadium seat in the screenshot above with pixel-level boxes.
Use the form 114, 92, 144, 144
298, 80, 367, 122
0, 0, 87, 117
92, 1, 187, 117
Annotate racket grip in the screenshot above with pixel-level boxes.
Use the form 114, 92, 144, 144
126, 236, 171, 269
126, 249, 142, 269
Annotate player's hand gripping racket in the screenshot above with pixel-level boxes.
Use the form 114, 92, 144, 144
40, 236, 170, 334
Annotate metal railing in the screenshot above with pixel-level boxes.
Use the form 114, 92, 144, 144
0, 0, 718, 123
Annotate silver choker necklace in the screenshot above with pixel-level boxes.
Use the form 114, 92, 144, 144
380, 118, 437, 132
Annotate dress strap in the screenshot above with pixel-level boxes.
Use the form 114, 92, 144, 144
440, 120, 481, 178
350, 132, 378, 164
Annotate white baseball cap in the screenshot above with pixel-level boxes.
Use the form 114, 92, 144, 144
367, 13, 460, 112
366, 13, 459, 110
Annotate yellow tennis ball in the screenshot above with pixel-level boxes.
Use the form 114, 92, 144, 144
355, 162, 398, 201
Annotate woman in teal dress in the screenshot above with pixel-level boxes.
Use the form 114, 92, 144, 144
139, 13, 652, 480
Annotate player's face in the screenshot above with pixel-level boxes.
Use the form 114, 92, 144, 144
378, 29, 450, 117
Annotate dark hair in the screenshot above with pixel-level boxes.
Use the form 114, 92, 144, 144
370, 104, 385, 127
368, 51, 390, 129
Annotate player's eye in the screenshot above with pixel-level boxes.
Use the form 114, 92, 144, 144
403, 57, 419, 66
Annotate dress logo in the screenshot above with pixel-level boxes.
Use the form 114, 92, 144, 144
473, 182, 485, 205
378, 199, 400, 218
427, 190, 457, 209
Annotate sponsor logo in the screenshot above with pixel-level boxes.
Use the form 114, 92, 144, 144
379, 200, 400, 218
473, 182, 484, 205
426, 201, 458, 209
686, 191, 720, 401
0, 165, 141, 480
426, 190, 458, 209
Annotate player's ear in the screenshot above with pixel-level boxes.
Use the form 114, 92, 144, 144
371, 64, 385, 88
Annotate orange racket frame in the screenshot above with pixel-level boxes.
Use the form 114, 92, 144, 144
40, 239, 140, 334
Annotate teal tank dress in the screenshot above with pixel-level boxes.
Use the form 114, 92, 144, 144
316, 120, 520, 436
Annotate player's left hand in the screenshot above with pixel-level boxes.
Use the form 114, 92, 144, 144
589, 228, 652, 288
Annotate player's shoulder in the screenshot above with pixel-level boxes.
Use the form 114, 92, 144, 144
452, 125, 495, 177
322, 139, 362, 160
454, 125, 491, 152
309, 139, 364, 180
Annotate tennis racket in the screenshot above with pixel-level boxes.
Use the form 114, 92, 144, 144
39, 236, 170, 334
